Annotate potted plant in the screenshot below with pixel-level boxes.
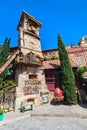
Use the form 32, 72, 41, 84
0, 109, 4, 121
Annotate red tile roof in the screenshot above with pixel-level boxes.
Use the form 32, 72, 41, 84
42, 59, 78, 69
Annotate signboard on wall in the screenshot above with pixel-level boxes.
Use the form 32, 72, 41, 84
23, 85, 39, 95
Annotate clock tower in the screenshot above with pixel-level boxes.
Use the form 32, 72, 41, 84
15, 11, 48, 109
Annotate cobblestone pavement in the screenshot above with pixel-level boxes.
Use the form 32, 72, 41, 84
30, 104, 87, 118
0, 116, 87, 130
0, 104, 87, 130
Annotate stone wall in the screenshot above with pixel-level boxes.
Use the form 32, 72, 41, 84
15, 66, 48, 109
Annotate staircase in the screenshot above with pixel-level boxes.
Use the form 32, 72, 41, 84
0, 49, 19, 75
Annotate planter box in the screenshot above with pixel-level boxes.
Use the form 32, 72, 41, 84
0, 113, 4, 121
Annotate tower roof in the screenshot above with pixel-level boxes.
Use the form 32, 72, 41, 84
17, 10, 42, 30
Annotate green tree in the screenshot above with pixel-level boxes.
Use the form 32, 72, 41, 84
77, 66, 87, 79
0, 38, 10, 79
77, 66, 87, 94
58, 34, 77, 104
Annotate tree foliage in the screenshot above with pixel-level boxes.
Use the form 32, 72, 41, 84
58, 34, 77, 104
77, 66, 87, 78
0, 38, 10, 79
0, 79, 16, 90
77, 66, 87, 94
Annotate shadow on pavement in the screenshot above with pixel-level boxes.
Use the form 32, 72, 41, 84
50, 99, 76, 106
78, 102, 87, 109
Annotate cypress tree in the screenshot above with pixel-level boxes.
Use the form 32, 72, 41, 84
58, 34, 77, 104
0, 38, 10, 79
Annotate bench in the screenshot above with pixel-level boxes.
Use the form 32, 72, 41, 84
20, 98, 35, 113
20, 102, 34, 113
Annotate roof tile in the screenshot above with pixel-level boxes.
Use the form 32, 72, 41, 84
42, 59, 77, 69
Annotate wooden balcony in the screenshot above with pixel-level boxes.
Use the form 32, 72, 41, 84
15, 54, 42, 66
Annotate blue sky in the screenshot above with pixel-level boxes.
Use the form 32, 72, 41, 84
0, 0, 87, 50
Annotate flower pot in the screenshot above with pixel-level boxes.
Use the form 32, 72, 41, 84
0, 113, 4, 121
